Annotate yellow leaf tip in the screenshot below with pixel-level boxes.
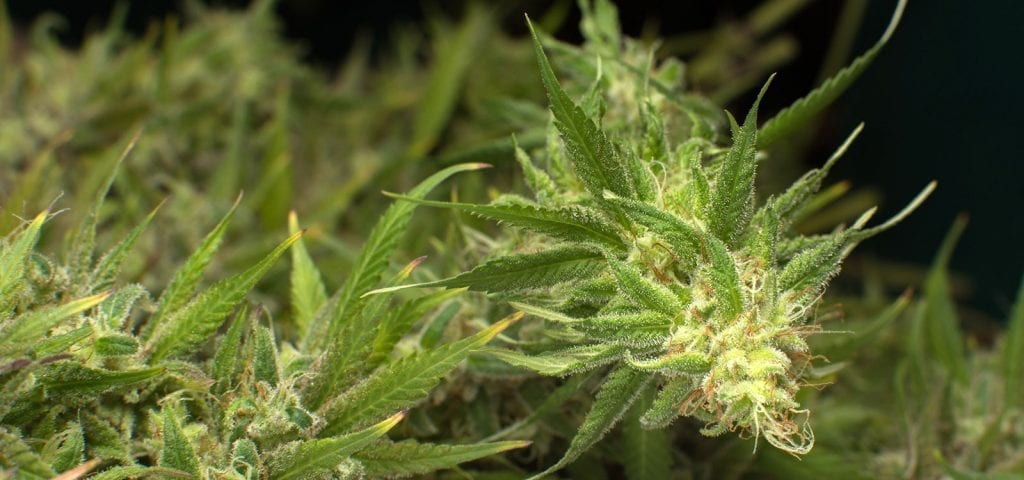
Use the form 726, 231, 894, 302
400, 256, 428, 277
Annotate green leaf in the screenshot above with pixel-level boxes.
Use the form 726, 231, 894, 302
80, 411, 129, 463
0, 291, 110, 358
160, 405, 199, 477
781, 183, 934, 305
90, 199, 163, 290
211, 307, 247, 394
268, 412, 404, 480
578, 312, 672, 347
98, 284, 147, 330
642, 101, 669, 165
640, 377, 693, 429
305, 163, 487, 351
93, 334, 140, 356
0, 427, 55, 479
779, 233, 846, 304
754, 205, 782, 310
67, 131, 139, 281
530, 365, 651, 479
288, 211, 326, 339
702, 235, 745, 322
922, 216, 968, 383
147, 230, 301, 361
625, 151, 657, 204
527, 16, 635, 199
354, 439, 530, 477
689, 161, 711, 219
771, 124, 863, 222
38, 362, 163, 395
231, 439, 262, 479
514, 135, 559, 202
0, 211, 47, 313
606, 258, 683, 317
384, 195, 626, 250
319, 314, 519, 435
707, 76, 772, 246
1005, 275, 1024, 407
306, 257, 426, 408
758, 0, 907, 147
42, 422, 84, 473
622, 383, 670, 480
370, 246, 604, 295
753, 203, 781, 268
846, 181, 936, 245
145, 193, 242, 339
510, 301, 581, 324
481, 344, 623, 376
34, 326, 93, 357
209, 99, 248, 201
625, 352, 711, 374
252, 323, 279, 386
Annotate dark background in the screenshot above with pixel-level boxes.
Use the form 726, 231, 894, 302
6, 0, 1022, 321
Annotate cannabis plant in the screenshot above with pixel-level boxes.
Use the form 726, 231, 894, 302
0, 135, 529, 478
8, 0, 1018, 478
372, 0, 936, 476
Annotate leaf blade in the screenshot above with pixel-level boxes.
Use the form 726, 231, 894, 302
0, 291, 110, 358
622, 383, 671, 480
288, 211, 327, 339
527, 16, 635, 199
319, 313, 520, 435
269, 412, 405, 480
147, 231, 301, 361
371, 246, 604, 295
144, 193, 242, 339
707, 77, 772, 246
354, 439, 530, 478
0, 211, 48, 313
529, 365, 651, 479
383, 194, 626, 250
758, 0, 907, 147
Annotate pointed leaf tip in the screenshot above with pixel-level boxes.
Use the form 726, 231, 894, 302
853, 181, 936, 242
403, 255, 429, 274
489, 311, 525, 338
382, 410, 407, 429
758, 73, 776, 100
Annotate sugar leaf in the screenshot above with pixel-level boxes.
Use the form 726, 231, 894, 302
758, 0, 907, 147
527, 16, 635, 200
